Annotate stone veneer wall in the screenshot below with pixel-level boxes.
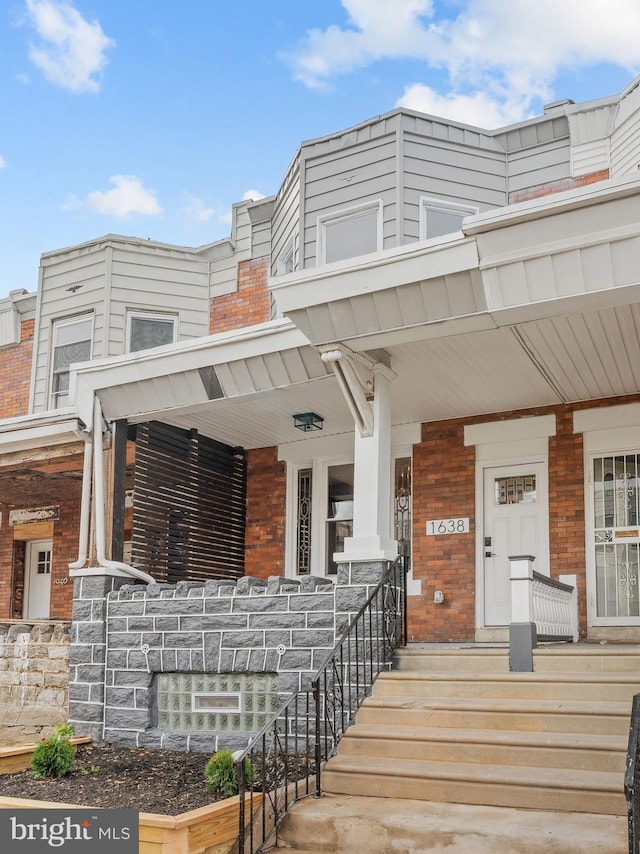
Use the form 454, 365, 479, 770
69, 562, 389, 752
0, 622, 70, 745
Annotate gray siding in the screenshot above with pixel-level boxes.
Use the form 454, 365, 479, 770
506, 139, 571, 196
32, 238, 210, 413
402, 133, 507, 241
208, 204, 252, 297
302, 133, 398, 267
271, 155, 301, 276
611, 84, 640, 176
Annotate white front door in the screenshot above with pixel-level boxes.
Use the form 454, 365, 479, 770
483, 463, 548, 626
24, 540, 52, 619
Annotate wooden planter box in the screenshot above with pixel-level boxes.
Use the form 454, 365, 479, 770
0, 741, 260, 854
0, 737, 92, 774
0, 793, 260, 854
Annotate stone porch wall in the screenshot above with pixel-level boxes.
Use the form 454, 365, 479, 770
69, 563, 387, 752
0, 622, 69, 745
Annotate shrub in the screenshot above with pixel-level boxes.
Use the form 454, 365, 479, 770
30, 724, 75, 779
204, 749, 254, 797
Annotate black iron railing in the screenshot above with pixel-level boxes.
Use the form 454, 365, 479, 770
235, 556, 408, 854
625, 693, 640, 854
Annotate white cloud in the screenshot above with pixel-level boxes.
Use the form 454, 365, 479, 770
0, 155, 6, 169
25, 0, 115, 94
86, 176, 162, 218
181, 195, 215, 223
396, 84, 531, 129
286, 0, 640, 122
242, 189, 266, 201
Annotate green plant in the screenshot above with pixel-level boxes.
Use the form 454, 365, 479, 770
204, 749, 254, 797
30, 724, 76, 779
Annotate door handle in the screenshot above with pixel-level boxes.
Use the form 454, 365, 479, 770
485, 551, 496, 557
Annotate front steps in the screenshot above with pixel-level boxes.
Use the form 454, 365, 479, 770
319, 645, 635, 817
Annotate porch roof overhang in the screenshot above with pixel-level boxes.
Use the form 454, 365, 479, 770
0, 409, 87, 508
66, 175, 640, 449
71, 319, 357, 448
0, 408, 86, 455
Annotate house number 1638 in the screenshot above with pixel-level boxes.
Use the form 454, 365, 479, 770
426, 518, 470, 535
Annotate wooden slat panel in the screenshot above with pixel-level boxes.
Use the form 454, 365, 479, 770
131, 422, 246, 583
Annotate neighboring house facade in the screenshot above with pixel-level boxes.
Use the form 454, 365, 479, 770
2, 76, 640, 649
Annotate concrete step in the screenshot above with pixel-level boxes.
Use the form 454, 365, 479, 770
356, 694, 631, 736
275, 795, 627, 853
320, 755, 626, 815
396, 643, 640, 675
374, 670, 639, 702
337, 723, 627, 772
396, 647, 510, 673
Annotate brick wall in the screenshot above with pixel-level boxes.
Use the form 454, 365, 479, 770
509, 169, 609, 204
50, 493, 83, 618
0, 318, 34, 419
244, 446, 286, 579
408, 394, 640, 642
411, 420, 476, 642
0, 491, 82, 621
209, 258, 271, 334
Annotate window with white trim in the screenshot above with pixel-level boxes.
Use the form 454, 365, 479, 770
317, 201, 382, 265
50, 314, 93, 409
419, 197, 478, 240
277, 236, 296, 275
127, 311, 177, 353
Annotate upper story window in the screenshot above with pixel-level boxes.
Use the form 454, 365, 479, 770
127, 311, 177, 353
317, 201, 383, 265
277, 236, 296, 276
50, 314, 93, 409
419, 197, 478, 240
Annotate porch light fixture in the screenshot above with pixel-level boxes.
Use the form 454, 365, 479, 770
293, 412, 324, 432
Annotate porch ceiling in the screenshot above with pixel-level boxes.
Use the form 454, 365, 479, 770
82, 298, 640, 451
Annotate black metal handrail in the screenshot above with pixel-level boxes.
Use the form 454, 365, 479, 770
235, 556, 408, 854
625, 693, 640, 853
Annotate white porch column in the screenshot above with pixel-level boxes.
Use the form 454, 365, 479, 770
339, 368, 397, 562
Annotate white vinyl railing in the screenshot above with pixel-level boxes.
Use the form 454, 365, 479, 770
509, 555, 578, 671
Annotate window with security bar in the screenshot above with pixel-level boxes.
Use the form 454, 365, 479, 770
593, 453, 640, 619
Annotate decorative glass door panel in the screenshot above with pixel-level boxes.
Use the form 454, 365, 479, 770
326, 464, 354, 575
593, 454, 640, 619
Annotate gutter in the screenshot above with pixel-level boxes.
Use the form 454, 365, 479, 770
70, 396, 155, 584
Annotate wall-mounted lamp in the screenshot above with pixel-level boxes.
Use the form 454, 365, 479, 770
293, 412, 324, 432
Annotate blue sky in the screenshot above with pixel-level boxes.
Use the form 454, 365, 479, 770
1, 0, 639, 300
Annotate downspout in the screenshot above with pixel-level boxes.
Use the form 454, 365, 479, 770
93, 396, 156, 584
68, 427, 93, 570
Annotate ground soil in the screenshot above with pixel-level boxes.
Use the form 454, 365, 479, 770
0, 743, 220, 815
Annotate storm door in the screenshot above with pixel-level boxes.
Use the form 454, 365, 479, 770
591, 453, 640, 622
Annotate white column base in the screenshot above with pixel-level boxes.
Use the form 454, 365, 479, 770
335, 535, 398, 563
